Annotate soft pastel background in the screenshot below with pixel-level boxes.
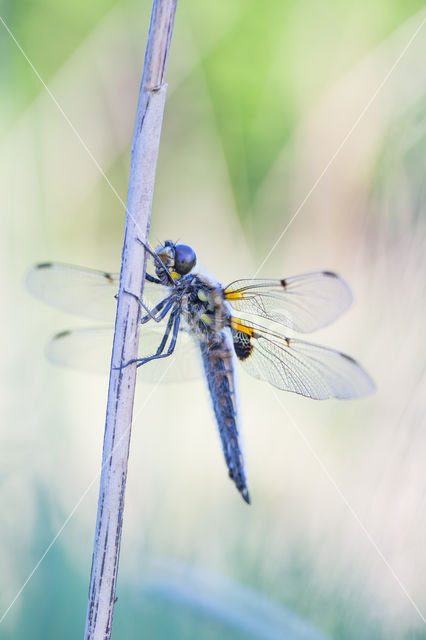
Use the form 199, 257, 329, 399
1, 1, 426, 638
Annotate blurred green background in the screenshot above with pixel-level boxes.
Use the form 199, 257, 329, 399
1, 1, 426, 638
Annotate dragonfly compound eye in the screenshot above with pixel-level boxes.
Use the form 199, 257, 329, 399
174, 244, 197, 275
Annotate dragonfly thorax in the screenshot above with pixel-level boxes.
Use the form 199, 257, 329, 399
178, 275, 230, 339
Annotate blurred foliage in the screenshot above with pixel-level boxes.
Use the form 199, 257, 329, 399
1, 0, 424, 216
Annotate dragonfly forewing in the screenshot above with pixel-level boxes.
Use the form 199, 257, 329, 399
26, 262, 167, 321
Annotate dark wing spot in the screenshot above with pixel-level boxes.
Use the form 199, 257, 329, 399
55, 330, 70, 339
322, 271, 338, 278
233, 330, 253, 361
285, 337, 291, 346
280, 278, 287, 288
103, 272, 114, 283
37, 262, 53, 269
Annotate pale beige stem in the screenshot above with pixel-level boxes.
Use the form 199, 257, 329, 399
84, 2, 177, 638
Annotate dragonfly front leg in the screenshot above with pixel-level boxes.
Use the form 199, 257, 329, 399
123, 289, 174, 324
145, 273, 162, 285
135, 237, 176, 287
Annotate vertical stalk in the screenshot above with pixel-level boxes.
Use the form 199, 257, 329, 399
84, 2, 177, 638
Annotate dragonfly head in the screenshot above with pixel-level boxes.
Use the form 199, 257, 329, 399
155, 241, 197, 279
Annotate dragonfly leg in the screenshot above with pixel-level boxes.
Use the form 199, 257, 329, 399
135, 237, 176, 287
136, 311, 181, 368
132, 308, 181, 368
122, 288, 157, 320
122, 289, 175, 324
116, 307, 179, 370
145, 273, 162, 285
140, 297, 176, 324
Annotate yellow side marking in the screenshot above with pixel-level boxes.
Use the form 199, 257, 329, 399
230, 318, 255, 336
224, 289, 246, 300
197, 289, 208, 302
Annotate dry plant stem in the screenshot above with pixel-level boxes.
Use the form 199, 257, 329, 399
84, 2, 177, 639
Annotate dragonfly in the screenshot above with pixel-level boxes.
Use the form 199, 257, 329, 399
27, 240, 375, 504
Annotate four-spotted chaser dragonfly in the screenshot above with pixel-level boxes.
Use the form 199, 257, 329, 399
27, 241, 375, 503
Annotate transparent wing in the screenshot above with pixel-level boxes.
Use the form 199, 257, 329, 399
224, 271, 352, 333
231, 318, 375, 400
26, 262, 166, 322
46, 322, 201, 384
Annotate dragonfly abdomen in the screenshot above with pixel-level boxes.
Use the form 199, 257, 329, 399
200, 331, 250, 504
